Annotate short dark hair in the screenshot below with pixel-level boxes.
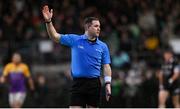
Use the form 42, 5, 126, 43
84, 17, 99, 30
84, 17, 99, 24
163, 48, 174, 55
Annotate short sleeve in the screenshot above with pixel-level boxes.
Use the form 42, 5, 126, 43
102, 44, 111, 64
2, 64, 10, 76
23, 64, 31, 78
60, 34, 78, 47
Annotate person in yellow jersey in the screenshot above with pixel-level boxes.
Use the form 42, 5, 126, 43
0, 52, 34, 108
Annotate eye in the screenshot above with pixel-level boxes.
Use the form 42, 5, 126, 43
94, 25, 100, 28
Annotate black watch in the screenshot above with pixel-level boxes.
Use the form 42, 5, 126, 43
45, 20, 52, 23
105, 82, 111, 86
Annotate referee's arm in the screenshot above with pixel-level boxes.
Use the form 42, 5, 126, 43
103, 64, 112, 101
103, 64, 112, 79
42, 5, 61, 43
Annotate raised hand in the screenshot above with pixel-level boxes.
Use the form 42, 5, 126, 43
42, 5, 53, 22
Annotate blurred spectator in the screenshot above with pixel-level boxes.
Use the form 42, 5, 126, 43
112, 51, 130, 69
34, 73, 48, 107
138, 9, 156, 31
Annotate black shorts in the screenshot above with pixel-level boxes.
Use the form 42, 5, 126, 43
70, 77, 101, 107
163, 81, 180, 95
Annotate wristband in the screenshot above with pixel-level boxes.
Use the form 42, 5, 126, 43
104, 76, 111, 83
105, 82, 111, 86
168, 79, 173, 84
45, 20, 52, 23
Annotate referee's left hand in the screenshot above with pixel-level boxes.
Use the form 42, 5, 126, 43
105, 83, 111, 101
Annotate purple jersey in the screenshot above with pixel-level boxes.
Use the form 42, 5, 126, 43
3, 63, 30, 92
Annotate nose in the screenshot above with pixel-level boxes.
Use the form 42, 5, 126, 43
97, 27, 100, 31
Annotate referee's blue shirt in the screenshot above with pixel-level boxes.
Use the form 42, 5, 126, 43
60, 34, 111, 78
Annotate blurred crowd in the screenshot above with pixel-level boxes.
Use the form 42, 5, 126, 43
0, 0, 180, 108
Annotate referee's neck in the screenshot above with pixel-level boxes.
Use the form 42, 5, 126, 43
85, 32, 96, 41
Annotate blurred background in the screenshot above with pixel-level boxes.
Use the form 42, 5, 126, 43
0, 0, 180, 108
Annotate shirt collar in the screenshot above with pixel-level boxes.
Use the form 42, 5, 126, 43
82, 34, 100, 44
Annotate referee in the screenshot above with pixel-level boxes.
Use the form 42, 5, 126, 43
158, 50, 180, 108
42, 5, 112, 108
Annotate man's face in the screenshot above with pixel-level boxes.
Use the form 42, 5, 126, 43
87, 20, 101, 37
164, 52, 172, 62
12, 53, 21, 64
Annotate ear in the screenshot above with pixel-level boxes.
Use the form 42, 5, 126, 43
84, 24, 87, 30
85, 24, 90, 30
87, 23, 92, 29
